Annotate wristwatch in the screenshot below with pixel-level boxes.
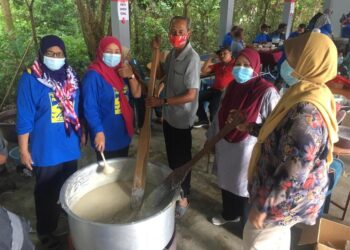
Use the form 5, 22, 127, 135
128, 74, 135, 80
163, 98, 169, 106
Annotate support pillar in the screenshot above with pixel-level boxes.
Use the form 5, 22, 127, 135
323, 0, 334, 11
218, 0, 234, 46
281, 0, 295, 39
111, 0, 131, 48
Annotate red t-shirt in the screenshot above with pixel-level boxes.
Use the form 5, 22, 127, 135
209, 59, 235, 90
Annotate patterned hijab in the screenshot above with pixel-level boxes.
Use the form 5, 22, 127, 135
248, 32, 338, 182
29, 35, 80, 134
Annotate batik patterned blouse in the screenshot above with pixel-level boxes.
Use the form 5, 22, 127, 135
250, 102, 329, 227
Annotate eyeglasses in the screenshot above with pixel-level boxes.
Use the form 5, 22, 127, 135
219, 51, 231, 56
45, 51, 65, 58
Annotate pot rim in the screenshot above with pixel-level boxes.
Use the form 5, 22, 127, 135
59, 158, 179, 226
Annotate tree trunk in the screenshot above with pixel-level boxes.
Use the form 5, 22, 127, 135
260, 0, 271, 25
183, 0, 192, 18
25, 0, 38, 50
75, 0, 109, 60
0, 0, 15, 36
107, 18, 112, 36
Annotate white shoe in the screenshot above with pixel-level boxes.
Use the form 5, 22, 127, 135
211, 214, 240, 226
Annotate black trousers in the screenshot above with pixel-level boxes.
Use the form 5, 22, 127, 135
132, 96, 146, 129
196, 88, 222, 122
95, 146, 129, 161
163, 120, 192, 197
33, 160, 77, 235
221, 189, 249, 224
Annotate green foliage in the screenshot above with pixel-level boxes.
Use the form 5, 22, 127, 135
0, 0, 89, 107
0, 0, 324, 107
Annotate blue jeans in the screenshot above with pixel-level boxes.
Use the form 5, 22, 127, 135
196, 88, 222, 122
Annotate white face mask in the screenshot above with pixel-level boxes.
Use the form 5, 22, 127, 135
103, 53, 121, 67
43, 56, 65, 71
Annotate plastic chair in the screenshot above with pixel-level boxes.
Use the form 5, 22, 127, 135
329, 158, 350, 220
324, 158, 349, 220
327, 158, 344, 196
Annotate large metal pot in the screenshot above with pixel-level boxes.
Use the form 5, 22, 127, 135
60, 158, 178, 250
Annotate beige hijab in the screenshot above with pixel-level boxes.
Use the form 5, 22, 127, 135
248, 32, 338, 183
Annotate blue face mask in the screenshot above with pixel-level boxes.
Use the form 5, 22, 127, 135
280, 60, 299, 86
43, 56, 65, 71
233, 66, 254, 84
103, 53, 121, 67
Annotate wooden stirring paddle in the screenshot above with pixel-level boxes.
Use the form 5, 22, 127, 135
138, 111, 246, 217
131, 36, 161, 209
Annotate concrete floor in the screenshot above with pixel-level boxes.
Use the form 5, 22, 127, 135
0, 121, 349, 250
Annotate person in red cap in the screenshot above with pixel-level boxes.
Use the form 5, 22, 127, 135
194, 46, 235, 128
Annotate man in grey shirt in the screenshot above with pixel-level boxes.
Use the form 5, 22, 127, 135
146, 16, 200, 217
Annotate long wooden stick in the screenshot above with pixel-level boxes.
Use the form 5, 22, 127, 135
121, 117, 245, 223
138, 113, 246, 218
0, 39, 33, 111
131, 36, 161, 209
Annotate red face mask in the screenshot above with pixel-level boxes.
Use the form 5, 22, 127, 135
169, 34, 188, 48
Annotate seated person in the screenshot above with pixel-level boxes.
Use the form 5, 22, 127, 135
194, 46, 235, 128
340, 12, 350, 38
222, 25, 239, 48
288, 23, 306, 38
270, 23, 287, 42
231, 28, 245, 58
253, 24, 272, 44
308, 9, 333, 36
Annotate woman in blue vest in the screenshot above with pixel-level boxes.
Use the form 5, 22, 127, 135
17, 35, 82, 248
82, 36, 141, 160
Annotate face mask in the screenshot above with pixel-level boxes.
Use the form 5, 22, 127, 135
43, 56, 65, 71
233, 66, 254, 84
338, 56, 344, 65
280, 60, 299, 86
169, 35, 188, 48
103, 53, 121, 67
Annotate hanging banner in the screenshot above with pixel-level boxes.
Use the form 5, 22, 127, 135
117, 0, 129, 24
289, 2, 295, 17
290, 2, 295, 14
